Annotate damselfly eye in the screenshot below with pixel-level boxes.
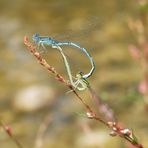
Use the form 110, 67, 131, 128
79, 71, 84, 75
32, 33, 40, 42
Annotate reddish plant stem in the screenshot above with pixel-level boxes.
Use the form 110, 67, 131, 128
34, 116, 52, 148
88, 86, 116, 121
24, 36, 143, 148
128, 1, 148, 109
0, 121, 23, 148
24, 36, 92, 113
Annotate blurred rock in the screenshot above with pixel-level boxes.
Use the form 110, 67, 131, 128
13, 85, 56, 112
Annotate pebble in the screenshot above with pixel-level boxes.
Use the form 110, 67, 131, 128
13, 85, 56, 112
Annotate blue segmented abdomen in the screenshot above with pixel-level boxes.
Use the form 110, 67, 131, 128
56, 41, 95, 78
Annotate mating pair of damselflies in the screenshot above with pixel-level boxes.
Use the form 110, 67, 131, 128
32, 33, 95, 91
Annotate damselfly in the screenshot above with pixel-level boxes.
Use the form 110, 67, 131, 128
55, 45, 89, 91
32, 33, 95, 90
32, 33, 95, 79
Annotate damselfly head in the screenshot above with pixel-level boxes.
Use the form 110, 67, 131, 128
79, 71, 84, 75
76, 71, 84, 78
32, 33, 40, 42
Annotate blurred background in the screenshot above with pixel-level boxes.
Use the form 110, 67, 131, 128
0, 0, 148, 147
